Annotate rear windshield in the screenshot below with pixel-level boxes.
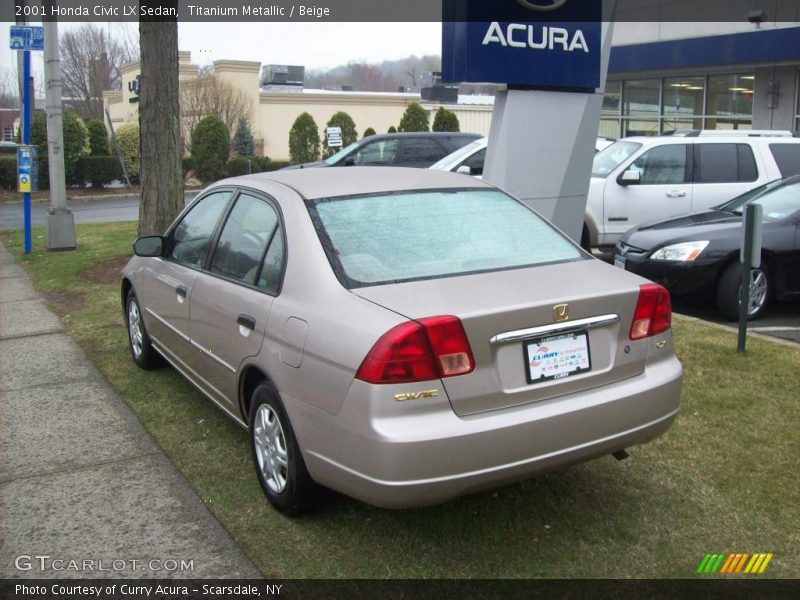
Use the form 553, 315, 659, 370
308, 189, 584, 288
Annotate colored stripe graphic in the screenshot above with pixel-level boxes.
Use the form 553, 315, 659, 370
699, 553, 774, 575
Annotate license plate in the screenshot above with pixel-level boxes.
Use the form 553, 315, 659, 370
524, 332, 591, 384
614, 255, 626, 269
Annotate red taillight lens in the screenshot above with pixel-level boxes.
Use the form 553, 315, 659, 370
356, 316, 475, 384
629, 283, 672, 341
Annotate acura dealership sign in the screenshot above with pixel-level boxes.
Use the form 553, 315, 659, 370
442, 0, 602, 90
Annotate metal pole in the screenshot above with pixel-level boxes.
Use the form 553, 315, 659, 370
106, 108, 131, 188
22, 50, 31, 254
737, 203, 763, 353
44, 13, 76, 251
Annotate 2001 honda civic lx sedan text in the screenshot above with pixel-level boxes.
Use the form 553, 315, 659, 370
122, 168, 682, 515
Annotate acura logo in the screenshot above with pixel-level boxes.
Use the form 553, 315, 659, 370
516, 0, 569, 11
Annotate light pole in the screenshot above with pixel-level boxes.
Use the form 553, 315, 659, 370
43, 9, 76, 251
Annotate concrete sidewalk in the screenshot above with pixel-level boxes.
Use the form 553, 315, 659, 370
0, 243, 260, 579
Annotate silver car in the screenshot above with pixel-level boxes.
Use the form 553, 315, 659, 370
122, 168, 682, 515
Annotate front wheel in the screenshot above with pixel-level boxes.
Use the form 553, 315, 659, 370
249, 383, 320, 516
716, 262, 770, 321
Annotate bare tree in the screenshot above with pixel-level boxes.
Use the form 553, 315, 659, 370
138, 5, 182, 236
60, 23, 139, 120
0, 68, 19, 109
180, 76, 251, 151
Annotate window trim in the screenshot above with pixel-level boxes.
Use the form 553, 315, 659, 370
163, 185, 288, 298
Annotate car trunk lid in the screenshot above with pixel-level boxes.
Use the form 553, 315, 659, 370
354, 259, 651, 416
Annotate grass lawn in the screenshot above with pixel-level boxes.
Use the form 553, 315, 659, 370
2, 223, 798, 579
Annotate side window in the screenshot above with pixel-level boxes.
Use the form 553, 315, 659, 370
769, 143, 800, 177
631, 144, 688, 185
353, 139, 399, 166
170, 191, 231, 267
210, 194, 279, 285
257, 227, 285, 295
401, 137, 447, 163
693, 143, 757, 183
459, 148, 486, 175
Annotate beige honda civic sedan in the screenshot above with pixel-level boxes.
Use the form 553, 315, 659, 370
122, 168, 682, 515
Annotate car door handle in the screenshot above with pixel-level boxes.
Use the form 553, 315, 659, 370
237, 314, 256, 330
608, 217, 629, 222
176, 285, 187, 298
666, 190, 687, 198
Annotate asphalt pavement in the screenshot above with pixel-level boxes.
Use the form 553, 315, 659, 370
0, 192, 198, 229
0, 242, 260, 579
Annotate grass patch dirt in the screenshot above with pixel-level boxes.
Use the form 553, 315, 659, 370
2, 224, 799, 579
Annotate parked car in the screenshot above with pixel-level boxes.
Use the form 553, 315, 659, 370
122, 168, 682, 515
585, 130, 800, 249
615, 176, 800, 320
429, 136, 615, 178
283, 132, 481, 170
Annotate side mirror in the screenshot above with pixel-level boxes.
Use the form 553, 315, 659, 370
343, 156, 355, 167
456, 165, 472, 175
133, 236, 164, 258
618, 169, 641, 185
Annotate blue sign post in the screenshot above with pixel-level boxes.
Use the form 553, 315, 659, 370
10, 25, 44, 254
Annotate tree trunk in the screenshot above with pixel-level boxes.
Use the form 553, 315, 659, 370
138, 5, 182, 236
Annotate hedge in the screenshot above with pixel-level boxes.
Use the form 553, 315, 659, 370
77, 156, 121, 188
0, 156, 16, 191
190, 116, 230, 184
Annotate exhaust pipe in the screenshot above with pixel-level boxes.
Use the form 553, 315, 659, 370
612, 449, 630, 461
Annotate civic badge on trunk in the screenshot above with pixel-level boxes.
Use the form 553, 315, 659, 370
553, 303, 569, 322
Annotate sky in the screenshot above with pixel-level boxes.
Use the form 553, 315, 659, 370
0, 21, 443, 91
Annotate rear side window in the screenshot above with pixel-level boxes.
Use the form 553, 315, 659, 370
693, 143, 758, 183
769, 143, 800, 177
401, 138, 447, 163
442, 136, 476, 152
309, 189, 583, 287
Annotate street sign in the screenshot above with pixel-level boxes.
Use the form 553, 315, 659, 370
9, 26, 45, 52
326, 127, 343, 148
17, 145, 38, 193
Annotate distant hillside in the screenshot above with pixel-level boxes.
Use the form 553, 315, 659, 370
305, 55, 442, 92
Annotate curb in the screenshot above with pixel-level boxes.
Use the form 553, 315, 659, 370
673, 313, 800, 349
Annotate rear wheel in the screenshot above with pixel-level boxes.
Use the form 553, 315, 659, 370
716, 262, 770, 321
249, 382, 320, 516
125, 289, 162, 369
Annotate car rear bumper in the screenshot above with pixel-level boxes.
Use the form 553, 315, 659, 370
284, 353, 683, 509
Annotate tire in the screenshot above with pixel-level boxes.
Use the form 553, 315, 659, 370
125, 289, 163, 369
580, 225, 591, 251
249, 382, 320, 516
716, 262, 770, 321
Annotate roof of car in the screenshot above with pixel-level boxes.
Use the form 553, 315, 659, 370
222, 166, 494, 200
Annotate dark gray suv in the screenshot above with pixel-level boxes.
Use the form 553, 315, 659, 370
284, 132, 481, 170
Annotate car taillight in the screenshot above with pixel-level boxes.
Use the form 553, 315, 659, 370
629, 283, 672, 341
356, 315, 475, 384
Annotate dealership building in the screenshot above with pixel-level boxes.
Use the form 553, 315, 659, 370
103, 21, 800, 161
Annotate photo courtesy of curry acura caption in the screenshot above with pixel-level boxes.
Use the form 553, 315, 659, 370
122, 168, 682, 515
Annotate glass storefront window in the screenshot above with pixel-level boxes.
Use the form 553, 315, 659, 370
623, 79, 660, 116
661, 118, 703, 135
622, 119, 660, 137
603, 80, 621, 116
707, 74, 754, 117
663, 77, 705, 116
